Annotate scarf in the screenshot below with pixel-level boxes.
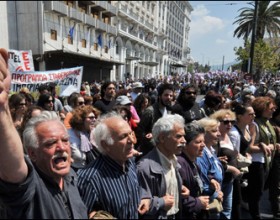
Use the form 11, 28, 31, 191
80, 131, 92, 153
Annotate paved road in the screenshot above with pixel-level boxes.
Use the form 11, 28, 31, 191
240, 189, 273, 219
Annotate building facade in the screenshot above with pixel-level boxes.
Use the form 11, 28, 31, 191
0, 1, 193, 82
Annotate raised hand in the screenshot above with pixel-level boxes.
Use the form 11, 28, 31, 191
0, 48, 11, 105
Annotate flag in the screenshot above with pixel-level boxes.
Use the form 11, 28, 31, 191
87, 29, 90, 47
97, 34, 102, 47
108, 39, 111, 49
69, 24, 75, 40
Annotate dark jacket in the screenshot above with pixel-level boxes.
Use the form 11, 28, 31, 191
137, 148, 183, 219
135, 102, 163, 156
172, 102, 203, 124
177, 153, 206, 219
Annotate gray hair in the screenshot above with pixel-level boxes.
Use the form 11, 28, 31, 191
184, 121, 205, 143
152, 114, 185, 145
93, 112, 123, 155
23, 111, 66, 151
266, 90, 277, 99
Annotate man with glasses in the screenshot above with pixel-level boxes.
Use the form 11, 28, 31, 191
172, 84, 203, 124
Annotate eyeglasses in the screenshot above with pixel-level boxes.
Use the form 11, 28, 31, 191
87, 116, 96, 120
221, 120, 236, 125
248, 113, 255, 116
19, 103, 26, 106
78, 101, 85, 105
185, 91, 196, 95
46, 100, 54, 103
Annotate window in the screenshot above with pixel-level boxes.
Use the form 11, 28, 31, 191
105, 46, 108, 53
116, 42, 119, 54
66, 1, 73, 8
81, 39, 86, 48
51, 29, 57, 41
93, 43, 98, 51
68, 34, 73, 44
104, 17, 109, 24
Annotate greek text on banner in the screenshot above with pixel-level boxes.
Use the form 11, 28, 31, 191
11, 66, 83, 97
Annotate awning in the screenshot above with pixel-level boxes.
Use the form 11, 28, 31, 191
138, 61, 159, 66
45, 50, 125, 65
126, 56, 142, 60
170, 63, 186, 68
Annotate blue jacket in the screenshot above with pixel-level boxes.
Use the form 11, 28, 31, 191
196, 147, 224, 201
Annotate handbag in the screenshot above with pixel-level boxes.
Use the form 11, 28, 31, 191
89, 210, 116, 219
208, 199, 223, 213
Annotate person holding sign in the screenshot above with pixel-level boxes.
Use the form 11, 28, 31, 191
0, 48, 88, 219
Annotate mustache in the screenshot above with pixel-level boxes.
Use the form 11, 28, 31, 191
177, 144, 186, 148
52, 152, 69, 160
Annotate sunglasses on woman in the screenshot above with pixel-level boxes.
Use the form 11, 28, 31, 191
221, 120, 235, 125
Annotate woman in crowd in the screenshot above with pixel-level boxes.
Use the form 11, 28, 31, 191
115, 95, 140, 130
19, 105, 43, 152
200, 90, 225, 117
64, 92, 85, 128
247, 96, 277, 219
68, 105, 101, 172
37, 93, 55, 112
196, 118, 224, 219
228, 102, 255, 219
210, 109, 241, 219
177, 122, 210, 219
133, 93, 151, 119
8, 93, 27, 131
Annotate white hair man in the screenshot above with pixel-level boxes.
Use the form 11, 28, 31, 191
77, 112, 150, 219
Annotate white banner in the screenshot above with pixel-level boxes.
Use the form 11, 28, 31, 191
8, 49, 35, 72
11, 66, 83, 97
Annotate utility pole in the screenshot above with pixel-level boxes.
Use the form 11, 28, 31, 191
222, 55, 225, 71
249, 1, 258, 79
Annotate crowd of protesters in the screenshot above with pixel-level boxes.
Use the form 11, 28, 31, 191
0, 47, 280, 219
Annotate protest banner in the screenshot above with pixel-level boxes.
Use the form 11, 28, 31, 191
11, 66, 83, 97
8, 49, 35, 72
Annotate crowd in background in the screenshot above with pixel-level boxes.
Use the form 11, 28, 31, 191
1, 45, 280, 220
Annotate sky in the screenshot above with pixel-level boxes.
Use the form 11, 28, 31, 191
188, 1, 252, 68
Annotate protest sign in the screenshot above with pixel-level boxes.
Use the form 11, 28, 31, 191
8, 49, 35, 72
11, 66, 83, 97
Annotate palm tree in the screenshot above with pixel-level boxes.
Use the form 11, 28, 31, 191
233, 1, 280, 41
233, 1, 280, 80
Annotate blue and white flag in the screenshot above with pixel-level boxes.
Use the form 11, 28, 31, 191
69, 24, 75, 40
97, 34, 102, 47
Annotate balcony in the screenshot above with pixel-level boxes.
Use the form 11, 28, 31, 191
79, 1, 96, 5
103, 3, 117, 17
84, 14, 96, 27
118, 4, 128, 17
69, 7, 84, 22
183, 47, 190, 54
91, 1, 107, 11
96, 19, 107, 31
107, 25, 117, 36
144, 21, 153, 30
128, 9, 138, 21
44, 1, 68, 17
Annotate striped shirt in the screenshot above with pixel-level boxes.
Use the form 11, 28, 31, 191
77, 155, 140, 219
